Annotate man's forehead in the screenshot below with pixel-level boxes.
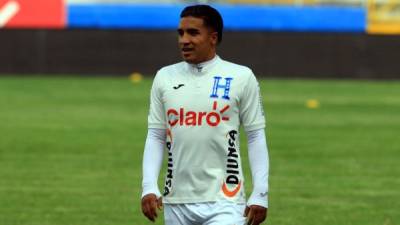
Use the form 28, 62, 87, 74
178, 16, 205, 29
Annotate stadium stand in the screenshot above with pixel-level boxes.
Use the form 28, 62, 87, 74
225, 0, 364, 5
1, 0, 400, 78
67, 0, 364, 6
67, 2, 366, 31
367, 0, 400, 34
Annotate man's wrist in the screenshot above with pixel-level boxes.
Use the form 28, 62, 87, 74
141, 185, 162, 199
247, 190, 268, 208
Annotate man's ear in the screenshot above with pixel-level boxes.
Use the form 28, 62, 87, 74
210, 31, 218, 45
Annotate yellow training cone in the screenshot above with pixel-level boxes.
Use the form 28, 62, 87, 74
306, 99, 320, 109
130, 72, 143, 83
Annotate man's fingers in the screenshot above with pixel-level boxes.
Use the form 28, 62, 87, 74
244, 206, 250, 217
252, 212, 264, 225
141, 200, 150, 216
141, 201, 147, 215
146, 202, 156, 222
157, 197, 163, 210
141, 194, 159, 222
246, 208, 254, 225
151, 199, 158, 219
142, 202, 153, 221
246, 206, 267, 225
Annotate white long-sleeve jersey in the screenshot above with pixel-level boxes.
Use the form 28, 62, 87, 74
146, 55, 268, 205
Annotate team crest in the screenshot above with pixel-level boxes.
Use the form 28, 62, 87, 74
210, 76, 233, 100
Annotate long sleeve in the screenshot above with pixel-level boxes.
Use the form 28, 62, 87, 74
141, 128, 166, 198
246, 128, 269, 208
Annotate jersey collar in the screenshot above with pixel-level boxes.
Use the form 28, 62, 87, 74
185, 55, 220, 75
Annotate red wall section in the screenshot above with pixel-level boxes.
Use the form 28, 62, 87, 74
0, 0, 65, 28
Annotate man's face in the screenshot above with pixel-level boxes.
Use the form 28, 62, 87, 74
178, 16, 218, 64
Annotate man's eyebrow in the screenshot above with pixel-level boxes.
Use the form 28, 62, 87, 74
187, 28, 200, 33
176, 28, 200, 34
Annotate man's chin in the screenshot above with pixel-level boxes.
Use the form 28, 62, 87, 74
182, 54, 197, 64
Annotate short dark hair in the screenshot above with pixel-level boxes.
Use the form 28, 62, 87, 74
180, 5, 223, 44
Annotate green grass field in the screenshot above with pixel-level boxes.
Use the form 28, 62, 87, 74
0, 76, 399, 225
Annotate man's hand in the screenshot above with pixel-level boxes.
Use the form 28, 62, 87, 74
244, 205, 267, 225
141, 194, 163, 222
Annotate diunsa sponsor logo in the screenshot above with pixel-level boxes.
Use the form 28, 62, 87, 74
222, 130, 241, 197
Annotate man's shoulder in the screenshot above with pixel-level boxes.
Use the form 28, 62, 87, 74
218, 58, 253, 76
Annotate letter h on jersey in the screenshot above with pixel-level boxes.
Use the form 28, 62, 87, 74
210, 76, 233, 100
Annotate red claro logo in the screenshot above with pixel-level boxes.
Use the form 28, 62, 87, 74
167, 101, 229, 127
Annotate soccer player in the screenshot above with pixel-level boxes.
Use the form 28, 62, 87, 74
141, 5, 269, 225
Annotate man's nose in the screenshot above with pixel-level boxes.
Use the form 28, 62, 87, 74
179, 33, 190, 45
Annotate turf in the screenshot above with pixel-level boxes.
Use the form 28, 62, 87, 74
0, 76, 399, 225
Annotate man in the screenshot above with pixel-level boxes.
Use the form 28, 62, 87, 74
141, 5, 269, 225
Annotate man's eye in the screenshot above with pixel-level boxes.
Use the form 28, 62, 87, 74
188, 31, 199, 36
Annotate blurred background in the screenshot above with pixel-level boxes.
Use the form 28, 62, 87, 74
0, 0, 400, 78
1, 1, 399, 225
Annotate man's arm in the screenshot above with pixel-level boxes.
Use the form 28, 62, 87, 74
244, 128, 269, 225
141, 128, 166, 222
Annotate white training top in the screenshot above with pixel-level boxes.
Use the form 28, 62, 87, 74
148, 55, 265, 204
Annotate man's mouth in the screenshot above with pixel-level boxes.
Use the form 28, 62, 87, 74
182, 47, 194, 53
